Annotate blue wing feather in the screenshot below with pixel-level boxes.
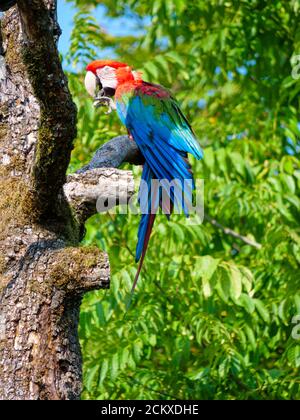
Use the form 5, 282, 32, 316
116, 82, 203, 272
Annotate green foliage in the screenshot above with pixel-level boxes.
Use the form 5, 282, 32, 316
66, 0, 300, 400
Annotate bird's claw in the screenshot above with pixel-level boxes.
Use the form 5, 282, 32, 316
93, 96, 116, 114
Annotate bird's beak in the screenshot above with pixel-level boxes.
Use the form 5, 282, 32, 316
85, 71, 116, 114
85, 71, 100, 97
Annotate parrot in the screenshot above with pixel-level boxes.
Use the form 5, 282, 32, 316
84, 60, 203, 292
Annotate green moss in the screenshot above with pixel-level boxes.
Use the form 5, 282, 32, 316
0, 255, 6, 275
35, 121, 57, 167
0, 104, 8, 141
50, 246, 103, 288
27, 246, 104, 295
0, 256, 11, 294
58, 205, 81, 245
52, 246, 99, 280
21, 190, 80, 245
0, 124, 8, 140
6, 155, 26, 173
2, 25, 25, 74
0, 176, 28, 242
0, 274, 11, 294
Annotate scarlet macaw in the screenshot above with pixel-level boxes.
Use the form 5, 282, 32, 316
85, 60, 203, 291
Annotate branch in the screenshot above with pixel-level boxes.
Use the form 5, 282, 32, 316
16, 0, 77, 220
64, 168, 135, 224
204, 214, 262, 249
76, 135, 144, 173
63, 135, 141, 224
48, 246, 110, 292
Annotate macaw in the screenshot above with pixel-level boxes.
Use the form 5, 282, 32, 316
84, 60, 203, 291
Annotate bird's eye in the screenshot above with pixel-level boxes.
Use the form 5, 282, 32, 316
102, 66, 111, 74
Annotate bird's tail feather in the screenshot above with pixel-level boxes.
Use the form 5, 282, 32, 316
132, 162, 159, 292
132, 152, 195, 292
131, 212, 156, 293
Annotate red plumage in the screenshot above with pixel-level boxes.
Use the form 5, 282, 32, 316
86, 60, 128, 73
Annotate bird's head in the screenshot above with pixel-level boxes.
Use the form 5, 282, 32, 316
85, 60, 140, 112
85, 59, 141, 95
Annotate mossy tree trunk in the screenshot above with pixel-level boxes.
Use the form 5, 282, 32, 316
0, 1, 113, 400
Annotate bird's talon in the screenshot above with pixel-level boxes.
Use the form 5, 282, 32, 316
93, 96, 116, 113
104, 107, 112, 115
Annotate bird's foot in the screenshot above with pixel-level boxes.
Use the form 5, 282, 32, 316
93, 96, 116, 114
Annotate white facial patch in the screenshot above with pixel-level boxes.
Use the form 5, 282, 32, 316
85, 71, 97, 97
96, 66, 118, 90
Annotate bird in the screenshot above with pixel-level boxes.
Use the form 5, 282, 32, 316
84, 60, 203, 292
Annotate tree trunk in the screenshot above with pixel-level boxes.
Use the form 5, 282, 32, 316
0, 1, 134, 400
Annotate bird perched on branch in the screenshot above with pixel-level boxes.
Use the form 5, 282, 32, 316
85, 60, 203, 291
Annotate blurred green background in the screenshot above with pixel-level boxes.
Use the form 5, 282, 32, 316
63, 0, 300, 400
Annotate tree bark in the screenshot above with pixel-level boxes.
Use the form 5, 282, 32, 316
0, 1, 134, 400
